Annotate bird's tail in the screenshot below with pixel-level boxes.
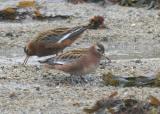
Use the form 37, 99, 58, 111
39, 58, 57, 69
38, 57, 55, 64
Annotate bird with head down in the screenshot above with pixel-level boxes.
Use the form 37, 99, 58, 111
23, 16, 105, 65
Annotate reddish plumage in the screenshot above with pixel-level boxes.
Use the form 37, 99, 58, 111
88, 16, 105, 29
23, 16, 105, 64
39, 43, 105, 83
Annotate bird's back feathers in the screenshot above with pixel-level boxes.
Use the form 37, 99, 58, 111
33, 26, 87, 44
39, 48, 89, 65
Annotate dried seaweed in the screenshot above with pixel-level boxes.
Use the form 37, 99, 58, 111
83, 92, 160, 114
117, 0, 160, 9
67, 0, 160, 9
0, 0, 71, 21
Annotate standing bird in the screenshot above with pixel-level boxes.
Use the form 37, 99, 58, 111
23, 16, 105, 64
39, 43, 105, 83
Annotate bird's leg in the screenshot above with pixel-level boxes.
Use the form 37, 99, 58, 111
100, 55, 111, 69
70, 74, 76, 85
66, 74, 84, 85
66, 74, 77, 85
79, 75, 88, 83
23, 56, 29, 65
105, 56, 111, 63
102, 54, 111, 67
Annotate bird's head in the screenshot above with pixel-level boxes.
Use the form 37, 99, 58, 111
94, 42, 105, 55
24, 41, 35, 56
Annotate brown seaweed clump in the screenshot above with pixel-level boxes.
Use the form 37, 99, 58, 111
67, 0, 160, 9
0, 0, 71, 21
83, 92, 160, 114
119, 0, 160, 9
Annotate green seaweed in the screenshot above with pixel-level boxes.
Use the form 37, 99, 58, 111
102, 72, 159, 87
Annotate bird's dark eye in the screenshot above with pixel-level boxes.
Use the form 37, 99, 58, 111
97, 48, 101, 52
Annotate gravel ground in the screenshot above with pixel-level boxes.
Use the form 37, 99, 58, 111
0, 2, 160, 114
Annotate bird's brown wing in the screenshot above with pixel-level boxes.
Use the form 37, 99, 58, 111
43, 26, 87, 49
60, 48, 88, 55
39, 48, 89, 65
33, 27, 71, 43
